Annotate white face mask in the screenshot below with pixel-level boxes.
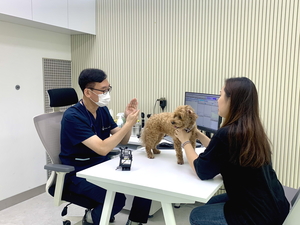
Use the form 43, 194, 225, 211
90, 91, 111, 107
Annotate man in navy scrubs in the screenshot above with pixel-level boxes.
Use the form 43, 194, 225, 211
60, 68, 151, 225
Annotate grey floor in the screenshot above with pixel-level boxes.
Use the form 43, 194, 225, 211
0, 192, 203, 225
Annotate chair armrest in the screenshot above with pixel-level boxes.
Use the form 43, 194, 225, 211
44, 164, 74, 173
44, 164, 74, 206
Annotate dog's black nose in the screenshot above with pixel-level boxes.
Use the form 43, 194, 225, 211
171, 121, 175, 124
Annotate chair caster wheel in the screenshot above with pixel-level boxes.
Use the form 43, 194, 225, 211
63, 220, 71, 225
174, 203, 181, 208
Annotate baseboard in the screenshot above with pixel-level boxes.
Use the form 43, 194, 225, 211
0, 184, 45, 211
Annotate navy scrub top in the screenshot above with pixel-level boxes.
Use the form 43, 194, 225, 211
60, 101, 118, 175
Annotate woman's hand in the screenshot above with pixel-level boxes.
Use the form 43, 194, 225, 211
174, 128, 192, 143
175, 128, 198, 172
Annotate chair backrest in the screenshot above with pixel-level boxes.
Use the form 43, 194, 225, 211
283, 187, 300, 224
34, 112, 63, 164
48, 88, 78, 107
290, 188, 300, 206
33, 88, 79, 205
34, 87, 78, 163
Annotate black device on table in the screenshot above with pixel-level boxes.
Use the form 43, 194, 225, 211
157, 142, 174, 149
141, 112, 145, 128
156, 135, 202, 149
118, 147, 132, 171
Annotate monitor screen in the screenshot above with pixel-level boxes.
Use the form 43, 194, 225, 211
184, 92, 222, 136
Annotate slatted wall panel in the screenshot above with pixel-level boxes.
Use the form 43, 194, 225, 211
71, 0, 300, 188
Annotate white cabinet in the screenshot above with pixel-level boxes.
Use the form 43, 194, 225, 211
0, 0, 32, 20
32, 0, 68, 28
0, 0, 95, 35
68, 0, 95, 34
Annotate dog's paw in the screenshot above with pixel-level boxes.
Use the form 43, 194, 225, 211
152, 149, 161, 154
177, 159, 184, 165
147, 153, 155, 159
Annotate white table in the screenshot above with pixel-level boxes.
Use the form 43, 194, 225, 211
77, 148, 223, 225
127, 135, 173, 146
127, 135, 142, 145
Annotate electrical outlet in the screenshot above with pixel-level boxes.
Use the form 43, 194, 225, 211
159, 97, 167, 111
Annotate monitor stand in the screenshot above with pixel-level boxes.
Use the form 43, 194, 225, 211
205, 132, 211, 138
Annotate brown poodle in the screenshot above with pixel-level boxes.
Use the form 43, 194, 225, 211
140, 105, 198, 164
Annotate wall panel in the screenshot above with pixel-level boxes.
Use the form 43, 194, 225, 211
71, 0, 300, 188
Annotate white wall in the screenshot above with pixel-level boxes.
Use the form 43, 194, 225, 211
0, 21, 71, 201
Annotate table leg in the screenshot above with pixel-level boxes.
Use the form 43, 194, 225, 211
99, 190, 116, 225
161, 202, 176, 225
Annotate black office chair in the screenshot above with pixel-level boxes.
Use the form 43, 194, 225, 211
34, 88, 98, 225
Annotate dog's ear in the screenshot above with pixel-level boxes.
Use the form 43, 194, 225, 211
187, 107, 195, 114
188, 109, 198, 119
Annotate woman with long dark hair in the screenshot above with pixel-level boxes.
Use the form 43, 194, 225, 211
175, 77, 289, 225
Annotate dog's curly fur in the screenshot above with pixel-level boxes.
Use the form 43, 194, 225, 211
140, 105, 198, 164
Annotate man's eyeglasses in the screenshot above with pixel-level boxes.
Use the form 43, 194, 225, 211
90, 86, 112, 95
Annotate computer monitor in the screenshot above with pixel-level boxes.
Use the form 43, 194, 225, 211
184, 92, 222, 138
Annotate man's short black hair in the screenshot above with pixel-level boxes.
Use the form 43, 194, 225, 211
78, 69, 107, 92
